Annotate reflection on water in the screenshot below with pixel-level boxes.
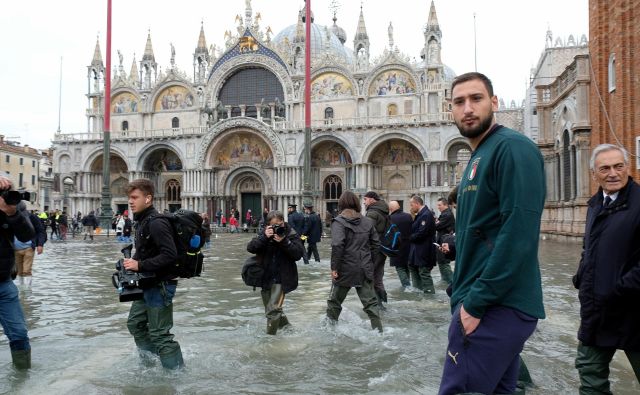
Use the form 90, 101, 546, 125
0, 236, 637, 394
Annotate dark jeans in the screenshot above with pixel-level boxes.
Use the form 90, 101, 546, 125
438, 305, 537, 395
575, 342, 640, 394
326, 280, 382, 332
127, 282, 180, 357
0, 280, 30, 351
307, 242, 320, 262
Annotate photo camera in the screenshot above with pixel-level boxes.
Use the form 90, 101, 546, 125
0, 189, 31, 205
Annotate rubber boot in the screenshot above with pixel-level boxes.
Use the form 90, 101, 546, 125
135, 339, 158, 366
279, 315, 291, 329
159, 347, 184, 370
24, 276, 32, 288
13, 276, 23, 286
266, 318, 279, 335
376, 291, 387, 311
370, 317, 383, 333
11, 349, 31, 370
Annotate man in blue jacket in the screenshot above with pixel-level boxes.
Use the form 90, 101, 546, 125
573, 144, 640, 393
408, 195, 437, 294
438, 72, 545, 395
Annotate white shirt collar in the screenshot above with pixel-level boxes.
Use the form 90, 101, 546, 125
602, 190, 619, 203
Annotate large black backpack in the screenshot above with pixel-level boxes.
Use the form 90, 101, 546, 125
379, 219, 402, 258
143, 209, 206, 278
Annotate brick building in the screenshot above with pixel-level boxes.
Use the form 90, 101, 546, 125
589, 0, 640, 183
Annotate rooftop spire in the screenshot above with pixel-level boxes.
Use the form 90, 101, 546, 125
142, 30, 155, 62
91, 35, 103, 67
130, 53, 139, 84
354, 4, 368, 41
196, 22, 207, 52
427, 0, 440, 28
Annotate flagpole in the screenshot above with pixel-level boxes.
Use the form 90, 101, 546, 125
302, 0, 312, 207
100, 0, 114, 229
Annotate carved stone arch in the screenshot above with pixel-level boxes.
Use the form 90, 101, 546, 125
300, 66, 358, 100
146, 79, 197, 113
205, 54, 294, 107
363, 62, 422, 96
136, 142, 185, 172
82, 147, 130, 173
222, 165, 273, 196
361, 132, 427, 164
442, 137, 472, 160
53, 149, 73, 171
196, 117, 285, 170
554, 102, 577, 148
298, 134, 356, 167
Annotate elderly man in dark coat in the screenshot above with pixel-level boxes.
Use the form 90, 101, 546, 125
408, 195, 437, 294
287, 204, 308, 264
573, 144, 640, 393
388, 201, 413, 289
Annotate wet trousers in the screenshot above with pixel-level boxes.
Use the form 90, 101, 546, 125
408, 265, 435, 294
438, 305, 537, 395
395, 266, 411, 288
575, 342, 640, 395
0, 280, 30, 352
373, 252, 387, 296
306, 242, 320, 262
326, 280, 382, 332
261, 283, 289, 335
127, 282, 183, 368
436, 250, 453, 284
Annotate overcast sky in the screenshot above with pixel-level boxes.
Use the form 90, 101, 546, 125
0, 0, 588, 149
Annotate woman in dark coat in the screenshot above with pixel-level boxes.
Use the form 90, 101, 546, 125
247, 210, 304, 335
326, 191, 382, 332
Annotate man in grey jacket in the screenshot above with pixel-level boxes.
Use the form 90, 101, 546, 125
364, 191, 389, 309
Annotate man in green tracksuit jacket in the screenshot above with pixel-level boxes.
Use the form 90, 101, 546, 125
438, 72, 545, 395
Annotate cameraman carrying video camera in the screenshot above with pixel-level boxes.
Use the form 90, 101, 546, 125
123, 179, 184, 369
0, 175, 34, 369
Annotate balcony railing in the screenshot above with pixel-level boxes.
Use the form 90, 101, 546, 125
53, 113, 453, 142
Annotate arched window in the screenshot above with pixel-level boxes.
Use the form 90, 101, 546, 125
171, 117, 180, 128
218, 67, 285, 111
324, 175, 342, 200
166, 179, 181, 202
121, 121, 128, 131
387, 103, 398, 116
562, 130, 571, 202
324, 107, 334, 125
608, 53, 616, 92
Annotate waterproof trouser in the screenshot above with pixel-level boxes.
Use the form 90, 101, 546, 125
326, 280, 382, 332
261, 283, 288, 335
307, 242, 320, 262
575, 342, 640, 395
372, 252, 387, 297
0, 280, 30, 369
408, 265, 435, 294
436, 250, 453, 284
395, 266, 411, 288
127, 282, 183, 369
438, 305, 537, 395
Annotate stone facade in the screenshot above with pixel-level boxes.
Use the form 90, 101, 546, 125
51, 1, 471, 221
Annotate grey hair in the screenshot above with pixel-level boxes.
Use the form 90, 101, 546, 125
589, 144, 629, 170
266, 210, 284, 223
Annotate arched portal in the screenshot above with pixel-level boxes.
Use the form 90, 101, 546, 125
235, 173, 264, 226
166, 179, 182, 212
447, 142, 472, 186
323, 174, 343, 219
367, 139, 424, 200
142, 148, 183, 172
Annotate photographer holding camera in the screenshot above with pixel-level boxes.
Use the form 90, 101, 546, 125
0, 175, 35, 369
123, 179, 184, 369
247, 210, 304, 335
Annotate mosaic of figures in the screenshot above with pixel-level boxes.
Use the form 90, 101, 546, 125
369, 139, 423, 165
143, 149, 183, 172
311, 141, 352, 167
155, 86, 195, 111
90, 154, 128, 173
311, 73, 354, 100
112, 92, 139, 113
213, 132, 274, 168
369, 70, 416, 96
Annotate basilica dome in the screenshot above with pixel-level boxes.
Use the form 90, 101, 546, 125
272, 21, 355, 67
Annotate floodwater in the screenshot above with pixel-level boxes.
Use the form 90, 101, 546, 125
1, 233, 638, 394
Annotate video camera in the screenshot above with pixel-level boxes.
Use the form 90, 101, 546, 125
0, 189, 31, 205
111, 244, 155, 302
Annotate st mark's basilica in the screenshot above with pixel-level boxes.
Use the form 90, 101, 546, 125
52, 1, 481, 220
